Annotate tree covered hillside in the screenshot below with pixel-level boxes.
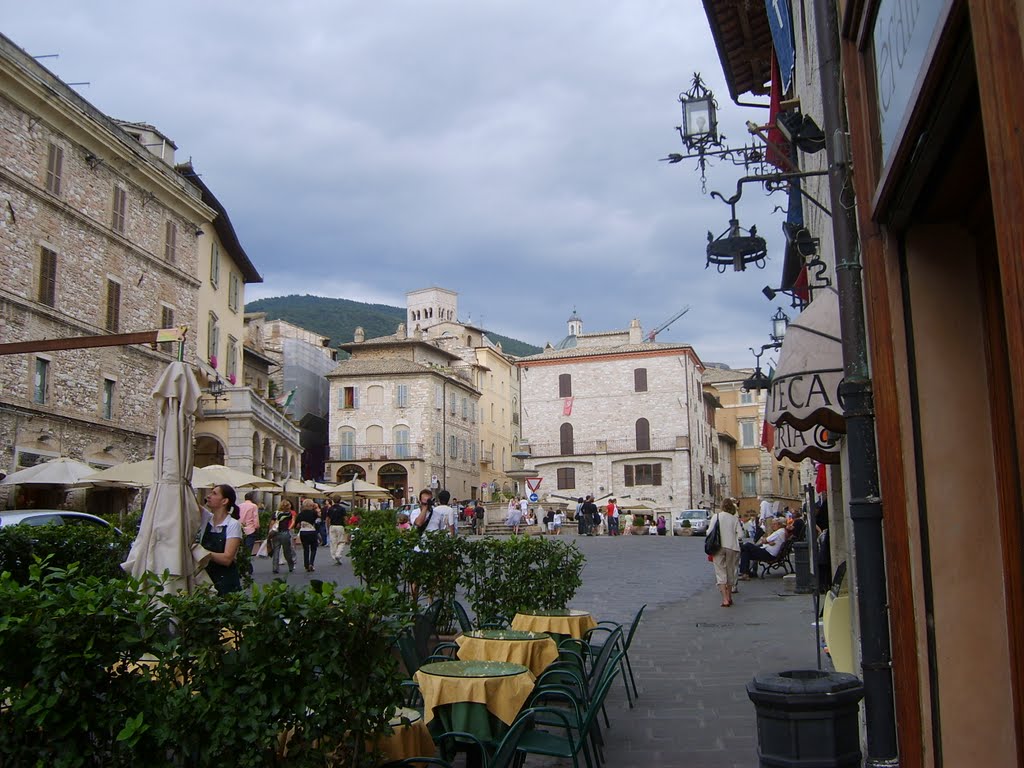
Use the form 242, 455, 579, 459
245, 295, 541, 357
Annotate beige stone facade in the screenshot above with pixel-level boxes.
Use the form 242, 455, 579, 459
325, 327, 481, 504
0, 34, 208, 505
702, 366, 804, 518
516, 316, 715, 512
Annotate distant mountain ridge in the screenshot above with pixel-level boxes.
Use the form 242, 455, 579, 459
245, 294, 542, 358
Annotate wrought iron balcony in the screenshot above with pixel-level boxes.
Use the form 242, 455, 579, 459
329, 442, 425, 462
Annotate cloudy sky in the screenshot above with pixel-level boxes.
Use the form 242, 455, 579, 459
3, 1, 791, 367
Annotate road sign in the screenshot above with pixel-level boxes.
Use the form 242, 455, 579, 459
525, 477, 542, 493
529, 493, 539, 503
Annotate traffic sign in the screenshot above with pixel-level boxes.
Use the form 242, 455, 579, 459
529, 493, 539, 503
525, 477, 542, 493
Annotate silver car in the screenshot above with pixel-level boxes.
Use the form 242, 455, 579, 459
0, 509, 122, 534
674, 509, 711, 536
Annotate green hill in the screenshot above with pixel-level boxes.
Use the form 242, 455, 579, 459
245, 295, 541, 358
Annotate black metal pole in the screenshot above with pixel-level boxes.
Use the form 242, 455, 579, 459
813, 0, 899, 765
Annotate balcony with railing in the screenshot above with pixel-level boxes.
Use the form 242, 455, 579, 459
524, 435, 684, 457
479, 449, 494, 465
328, 442, 425, 462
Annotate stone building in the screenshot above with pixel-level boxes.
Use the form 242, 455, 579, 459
0, 33, 206, 506
516, 313, 714, 511
406, 287, 523, 500
325, 322, 481, 504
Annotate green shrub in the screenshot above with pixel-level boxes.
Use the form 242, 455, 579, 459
0, 565, 409, 768
349, 529, 586, 629
354, 508, 395, 530
462, 537, 586, 625
0, 523, 130, 584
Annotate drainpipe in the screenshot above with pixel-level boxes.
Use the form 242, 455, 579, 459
814, 0, 899, 765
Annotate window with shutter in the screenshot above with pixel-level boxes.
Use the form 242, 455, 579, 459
634, 368, 647, 392
38, 248, 57, 306
635, 418, 651, 450
652, 463, 662, 486
105, 280, 121, 332
111, 187, 127, 233
624, 465, 634, 486
33, 358, 49, 404
210, 243, 220, 287
559, 423, 574, 455
207, 312, 219, 361
558, 373, 572, 398
164, 221, 177, 263
396, 384, 408, 407
160, 305, 174, 353
45, 143, 63, 195
102, 378, 115, 420
557, 467, 576, 489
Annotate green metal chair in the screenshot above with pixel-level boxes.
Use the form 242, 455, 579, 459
584, 603, 645, 702
381, 709, 537, 768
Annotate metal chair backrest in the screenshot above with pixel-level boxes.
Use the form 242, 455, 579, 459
489, 709, 537, 767
623, 603, 646, 651
587, 625, 624, 693
452, 600, 474, 633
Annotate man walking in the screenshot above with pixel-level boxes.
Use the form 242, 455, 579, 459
581, 495, 598, 536
237, 491, 260, 554
325, 498, 348, 564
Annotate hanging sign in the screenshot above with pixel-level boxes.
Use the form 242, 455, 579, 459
765, 0, 795, 93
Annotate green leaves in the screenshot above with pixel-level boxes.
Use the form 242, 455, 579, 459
0, 567, 409, 767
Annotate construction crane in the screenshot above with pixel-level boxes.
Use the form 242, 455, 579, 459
646, 306, 690, 342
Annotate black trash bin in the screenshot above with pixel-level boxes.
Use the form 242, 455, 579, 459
747, 669, 864, 767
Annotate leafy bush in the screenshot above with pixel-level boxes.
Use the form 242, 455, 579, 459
355, 508, 395, 530
0, 565, 409, 768
0, 523, 130, 584
462, 536, 585, 625
349, 529, 586, 629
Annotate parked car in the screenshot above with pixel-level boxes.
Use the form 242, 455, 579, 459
0, 509, 123, 534
674, 509, 711, 536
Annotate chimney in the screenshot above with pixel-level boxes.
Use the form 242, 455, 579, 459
629, 318, 642, 344
354, 326, 365, 343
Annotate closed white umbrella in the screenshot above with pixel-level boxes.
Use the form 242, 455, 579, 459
0, 457, 97, 486
121, 362, 210, 595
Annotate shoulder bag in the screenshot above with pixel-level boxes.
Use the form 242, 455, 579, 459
704, 513, 722, 556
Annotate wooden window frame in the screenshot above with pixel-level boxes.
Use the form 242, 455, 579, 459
38, 247, 57, 307
45, 142, 63, 196
111, 186, 127, 234
558, 373, 572, 398
634, 367, 648, 392
557, 467, 576, 489
164, 221, 177, 263
105, 279, 121, 332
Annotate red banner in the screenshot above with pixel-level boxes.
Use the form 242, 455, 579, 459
563, 397, 574, 416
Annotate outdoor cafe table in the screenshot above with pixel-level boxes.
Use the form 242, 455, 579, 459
511, 609, 597, 640
455, 628, 559, 677
371, 706, 434, 764
413, 660, 535, 746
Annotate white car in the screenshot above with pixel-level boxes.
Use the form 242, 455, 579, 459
0, 509, 122, 534
674, 509, 711, 536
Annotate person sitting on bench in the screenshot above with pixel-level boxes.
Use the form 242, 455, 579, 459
738, 518, 788, 579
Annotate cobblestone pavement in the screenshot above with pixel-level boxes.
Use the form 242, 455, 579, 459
253, 533, 823, 767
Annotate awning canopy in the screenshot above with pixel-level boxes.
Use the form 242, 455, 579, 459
772, 421, 840, 465
767, 286, 845, 435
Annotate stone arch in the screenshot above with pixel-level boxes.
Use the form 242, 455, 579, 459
194, 434, 225, 468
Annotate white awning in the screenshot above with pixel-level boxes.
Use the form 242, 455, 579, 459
767, 286, 845, 435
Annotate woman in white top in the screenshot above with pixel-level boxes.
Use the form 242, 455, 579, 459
708, 497, 742, 607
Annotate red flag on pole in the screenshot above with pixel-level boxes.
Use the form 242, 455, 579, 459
766, 52, 792, 170
761, 419, 776, 451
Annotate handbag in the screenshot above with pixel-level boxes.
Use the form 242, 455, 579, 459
704, 514, 722, 556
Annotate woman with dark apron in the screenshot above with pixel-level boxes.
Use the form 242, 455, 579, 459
200, 484, 243, 595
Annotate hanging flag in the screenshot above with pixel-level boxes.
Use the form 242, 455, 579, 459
761, 418, 776, 451
276, 387, 297, 408
815, 462, 828, 493
563, 397, 574, 416
766, 52, 792, 169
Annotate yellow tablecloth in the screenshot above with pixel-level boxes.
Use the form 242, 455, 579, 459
414, 661, 535, 726
455, 631, 558, 677
511, 610, 597, 639
372, 708, 435, 764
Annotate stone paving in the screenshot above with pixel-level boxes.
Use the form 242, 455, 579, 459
253, 532, 823, 767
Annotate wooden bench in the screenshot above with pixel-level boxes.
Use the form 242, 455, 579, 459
758, 536, 796, 577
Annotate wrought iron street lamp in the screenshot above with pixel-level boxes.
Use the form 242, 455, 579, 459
770, 307, 790, 344
742, 308, 790, 391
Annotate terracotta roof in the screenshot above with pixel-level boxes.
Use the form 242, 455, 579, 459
338, 333, 460, 359
518, 340, 698, 363
701, 0, 774, 101
325, 358, 428, 378
702, 366, 753, 384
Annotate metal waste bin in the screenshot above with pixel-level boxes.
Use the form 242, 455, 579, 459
747, 669, 864, 767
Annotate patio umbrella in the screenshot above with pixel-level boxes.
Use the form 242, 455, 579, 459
281, 477, 324, 497
81, 459, 155, 487
192, 464, 281, 490
121, 362, 210, 595
0, 457, 97, 486
331, 477, 392, 498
